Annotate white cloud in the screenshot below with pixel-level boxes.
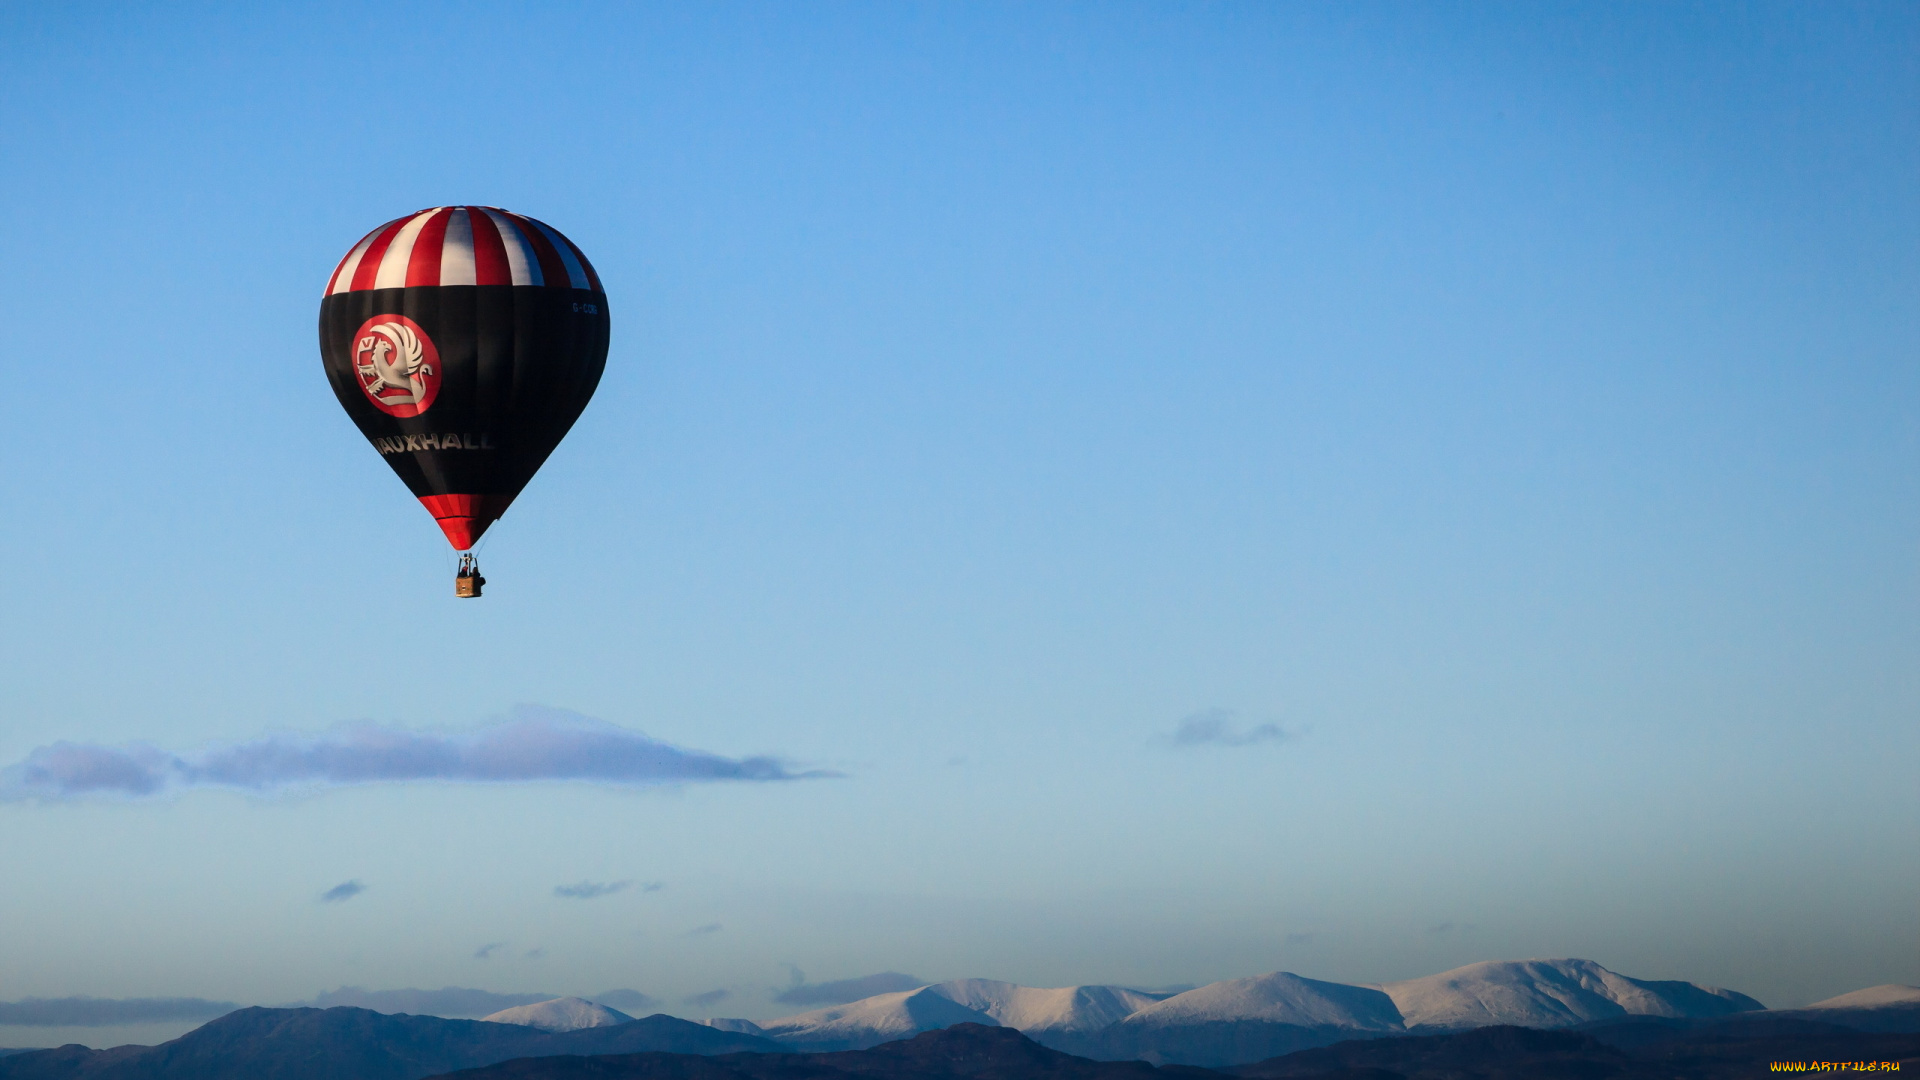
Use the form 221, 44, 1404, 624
0, 707, 836, 801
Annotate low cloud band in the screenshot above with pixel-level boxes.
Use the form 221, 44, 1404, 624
0, 707, 836, 802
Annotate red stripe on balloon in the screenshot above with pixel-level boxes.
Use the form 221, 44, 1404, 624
508, 212, 572, 289
324, 233, 368, 294
405, 208, 453, 288
348, 218, 410, 293
468, 206, 512, 286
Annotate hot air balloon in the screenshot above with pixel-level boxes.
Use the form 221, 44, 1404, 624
317, 207, 609, 596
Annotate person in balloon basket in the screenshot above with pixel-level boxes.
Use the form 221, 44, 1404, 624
455, 553, 486, 598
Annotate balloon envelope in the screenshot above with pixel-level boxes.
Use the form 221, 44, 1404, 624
318, 206, 609, 549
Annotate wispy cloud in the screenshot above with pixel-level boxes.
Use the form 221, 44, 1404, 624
474, 943, 506, 960
296, 986, 552, 1018
0, 997, 237, 1027
319, 880, 365, 904
594, 989, 658, 1013
554, 880, 631, 900
1170, 708, 1291, 748
640, 882, 666, 893
0, 706, 838, 802
774, 972, 924, 1006
683, 989, 730, 1007
684, 923, 722, 937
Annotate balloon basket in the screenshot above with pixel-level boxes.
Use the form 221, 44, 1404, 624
455, 553, 485, 598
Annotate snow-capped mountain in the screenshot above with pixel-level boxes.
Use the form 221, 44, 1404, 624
1086, 972, 1406, 1066
480, 996, 634, 1032
711, 959, 1767, 1066
737, 986, 1001, 1050
710, 979, 1175, 1051
1118, 972, 1402, 1031
1806, 985, 1920, 1010
1785, 984, 1920, 1034
924, 980, 1172, 1034
1372, 959, 1764, 1030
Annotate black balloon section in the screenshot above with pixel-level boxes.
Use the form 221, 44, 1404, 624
318, 284, 608, 549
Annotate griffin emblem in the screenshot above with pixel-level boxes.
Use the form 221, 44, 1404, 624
354, 322, 434, 407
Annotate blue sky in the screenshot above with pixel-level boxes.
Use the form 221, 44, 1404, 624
1, 0, 1916, 1049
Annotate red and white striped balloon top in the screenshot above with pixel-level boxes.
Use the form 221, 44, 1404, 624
325, 206, 603, 295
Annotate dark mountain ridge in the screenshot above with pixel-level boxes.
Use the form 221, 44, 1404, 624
427, 1024, 1220, 1079
1228, 1019, 1920, 1079
425, 1017, 1920, 1080
0, 1007, 778, 1080
1044, 1022, 1360, 1068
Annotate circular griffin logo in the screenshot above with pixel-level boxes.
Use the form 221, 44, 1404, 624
350, 314, 441, 417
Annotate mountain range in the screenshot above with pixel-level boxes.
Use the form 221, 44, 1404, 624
705, 958, 1768, 1064
3, 962, 1914, 1079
